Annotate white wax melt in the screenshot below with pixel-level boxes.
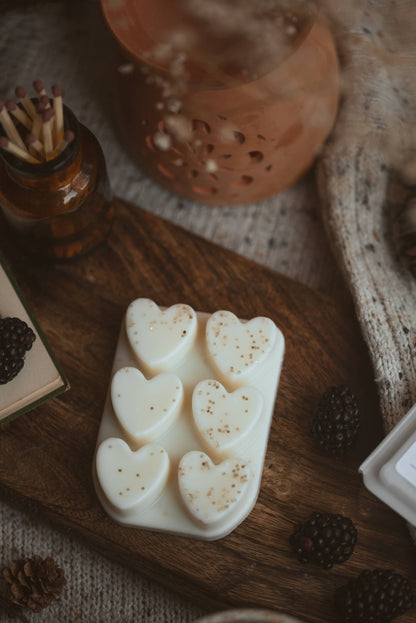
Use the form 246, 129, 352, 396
94, 298, 285, 540
360, 402, 416, 527
206, 311, 277, 388
178, 451, 250, 525
126, 299, 197, 374
111, 367, 183, 445
96, 438, 170, 515
192, 380, 263, 461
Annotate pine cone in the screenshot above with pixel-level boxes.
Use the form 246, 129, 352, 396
2, 555, 66, 613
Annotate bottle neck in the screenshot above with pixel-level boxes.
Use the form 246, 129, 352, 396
5, 143, 82, 191
0, 103, 81, 191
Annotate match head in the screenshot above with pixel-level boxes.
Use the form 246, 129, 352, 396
52, 84, 63, 97
40, 94, 50, 106
42, 108, 55, 123
15, 85, 27, 99
5, 100, 17, 112
26, 133, 37, 145
36, 101, 47, 113
0, 136, 9, 148
33, 79, 45, 93
64, 130, 75, 143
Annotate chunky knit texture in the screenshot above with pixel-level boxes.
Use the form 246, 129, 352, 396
316, 0, 416, 546
1, 0, 416, 620
318, 0, 416, 431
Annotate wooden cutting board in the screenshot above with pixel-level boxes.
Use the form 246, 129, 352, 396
1, 199, 415, 623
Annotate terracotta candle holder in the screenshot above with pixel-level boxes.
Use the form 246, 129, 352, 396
101, 0, 339, 205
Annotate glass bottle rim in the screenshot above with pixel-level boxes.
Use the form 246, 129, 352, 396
0, 104, 80, 179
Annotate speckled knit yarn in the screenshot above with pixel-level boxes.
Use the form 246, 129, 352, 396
317, 0, 416, 451
317, 0, 416, 542
1, 1, 416, 621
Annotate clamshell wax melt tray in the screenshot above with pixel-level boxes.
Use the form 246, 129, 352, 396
360, 402, 416, 527
94, 298, 285, 540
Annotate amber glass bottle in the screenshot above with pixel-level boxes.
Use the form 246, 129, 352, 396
0, 106, 114, 261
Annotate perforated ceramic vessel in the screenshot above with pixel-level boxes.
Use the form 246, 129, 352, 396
101, 0, 339, 205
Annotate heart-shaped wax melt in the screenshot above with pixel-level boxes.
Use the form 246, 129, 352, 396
126, 299, 197, 373
96, 438, 169, 513
206, 311, 277, 386
111, 367, 183, 444
178, 451, 251, 525
192, 380, 263, 459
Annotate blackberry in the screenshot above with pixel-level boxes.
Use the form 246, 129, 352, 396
0, 317, 36, 384
289, 511, 357, 570
311, 385, 360, 455
336, 569, 414, 623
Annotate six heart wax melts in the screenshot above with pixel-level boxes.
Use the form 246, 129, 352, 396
94, 298, 285, 540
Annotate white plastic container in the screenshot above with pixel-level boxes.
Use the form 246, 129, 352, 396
360, 402, 416, 526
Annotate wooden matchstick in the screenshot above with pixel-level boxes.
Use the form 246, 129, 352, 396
34, 83, 51, 116
52, 85, 64, 144
0, 100, 28, 151
26, 132, 45, 159
31, 100, 47, 140
0, 136, 40, 163
42, 108, 55, 158
55, 129, 74, 154
15, 85, 37, 119
6, 100, 32, 131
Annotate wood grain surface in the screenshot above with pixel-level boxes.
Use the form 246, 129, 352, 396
0, 199, 415, 623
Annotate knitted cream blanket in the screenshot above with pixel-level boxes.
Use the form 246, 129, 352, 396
318, 0, 416, 538
318, 0, 416, 436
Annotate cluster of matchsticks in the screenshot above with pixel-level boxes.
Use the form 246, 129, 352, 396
0, 80, 74, 164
